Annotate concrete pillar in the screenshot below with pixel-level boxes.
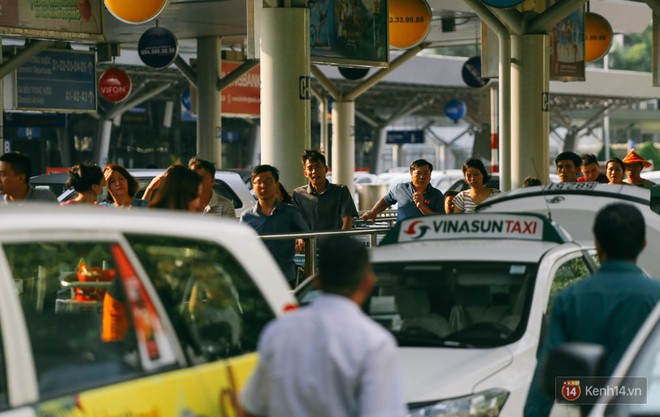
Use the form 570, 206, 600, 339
97, 120, 113, 166
332, 100, 355, 194
260, 7, 310, 189
511, 34, 549, 187
196, 37, 222, 165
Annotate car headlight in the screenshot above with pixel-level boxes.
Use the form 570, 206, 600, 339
407, 388, 509, 417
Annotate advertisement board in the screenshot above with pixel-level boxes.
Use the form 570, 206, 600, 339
308, 0, 389, 67
188, 61, 261, 119
481, 2, 585, 81
548, 1, 585, 81
0, 0, 104, 40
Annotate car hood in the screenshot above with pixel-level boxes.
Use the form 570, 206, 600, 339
400, 347, 513, 403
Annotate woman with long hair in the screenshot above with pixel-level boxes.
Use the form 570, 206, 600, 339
101, 164, 149, 208
61, 163, 105, 205
148, 164, 202, 212
453, 158, 500, 214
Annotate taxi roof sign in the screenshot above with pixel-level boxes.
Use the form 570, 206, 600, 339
380, 213, 570, 245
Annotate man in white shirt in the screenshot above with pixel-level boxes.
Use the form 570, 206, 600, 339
240, 235, 406, 417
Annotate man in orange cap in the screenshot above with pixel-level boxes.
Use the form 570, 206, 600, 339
622, 149, 656, 189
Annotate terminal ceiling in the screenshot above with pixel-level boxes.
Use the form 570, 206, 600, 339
50, 1, 660, 134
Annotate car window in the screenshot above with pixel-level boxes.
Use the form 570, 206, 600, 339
3, 241, 167, 399
125, 235, 275, 362
547, 256, 592, 311
212, 180, 242, 209
307, 261, 537, 348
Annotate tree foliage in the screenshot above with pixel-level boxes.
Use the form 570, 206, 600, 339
607, 25, 653, 72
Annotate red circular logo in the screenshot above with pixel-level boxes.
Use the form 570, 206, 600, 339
99, 67, 132, 102
561, 380, 582, 402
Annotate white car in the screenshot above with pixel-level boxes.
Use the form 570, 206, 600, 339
297, 212, 598, 417
477, 182, 660, 278
31, 169, 255, 217
0, 204, 295, 415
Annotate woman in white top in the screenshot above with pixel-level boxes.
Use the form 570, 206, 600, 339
453, 158, 500, 214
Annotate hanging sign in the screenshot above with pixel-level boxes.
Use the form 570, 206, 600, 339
389, 0, 431, 49
104, 0, 168, 24
445, 99, 467, 122
584, 12, 613, 62
338, 67, 370, 80
462, 56, 490, 88
138, 27, 179, 69
16, 49, 96, 112
99, 67, 132, 102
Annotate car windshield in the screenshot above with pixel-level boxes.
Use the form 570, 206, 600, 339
367, 261, 536, 348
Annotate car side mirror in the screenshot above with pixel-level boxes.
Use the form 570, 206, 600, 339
541, 342, 606, 397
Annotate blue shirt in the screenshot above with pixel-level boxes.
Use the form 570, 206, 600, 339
524, 261, 660, 417
240, 201, 309, 283
240, 294, 406, 417
383, 182, 444, 221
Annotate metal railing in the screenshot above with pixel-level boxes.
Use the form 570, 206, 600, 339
260, 223, 395, 277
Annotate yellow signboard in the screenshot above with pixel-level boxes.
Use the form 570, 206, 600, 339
104, 0, 168, 24
584, 12, 613, 62
389, 0, 431, 49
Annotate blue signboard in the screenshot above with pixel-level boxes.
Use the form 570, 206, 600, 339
14, 49, 96, 112
386, 130, 425, 144
138, 27, 178, 69
462, 56, 490, 88
16, 49, 96, 112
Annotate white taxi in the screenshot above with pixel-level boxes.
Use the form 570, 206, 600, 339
0, 204, 295, 417
299, 213, 598, 417
477, 182, 660, 278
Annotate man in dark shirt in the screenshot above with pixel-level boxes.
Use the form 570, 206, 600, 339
524, 203, 660, 417
240, 165, 309, 285
292, 149, 358, 231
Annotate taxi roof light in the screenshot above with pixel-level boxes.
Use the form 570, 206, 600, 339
380, 212, 571, 246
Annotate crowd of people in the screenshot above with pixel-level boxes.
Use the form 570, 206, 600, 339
2, 147, 656, 288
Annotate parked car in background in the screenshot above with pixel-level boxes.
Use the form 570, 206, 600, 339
0, 204, 296, 416
31, 169, 255, 217
642, 169, 660, 183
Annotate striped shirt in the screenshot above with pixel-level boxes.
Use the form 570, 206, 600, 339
453, 188, 500, 213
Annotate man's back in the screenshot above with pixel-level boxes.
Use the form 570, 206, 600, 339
549, 261, 660, 373
240, 294, 405, 417
525, 260, 660, 417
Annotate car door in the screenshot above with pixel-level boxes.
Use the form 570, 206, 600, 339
528, 246, 598, 342
0, 231, 264, 417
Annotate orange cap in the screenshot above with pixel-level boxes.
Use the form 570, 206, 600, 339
622, 149, 652, 169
